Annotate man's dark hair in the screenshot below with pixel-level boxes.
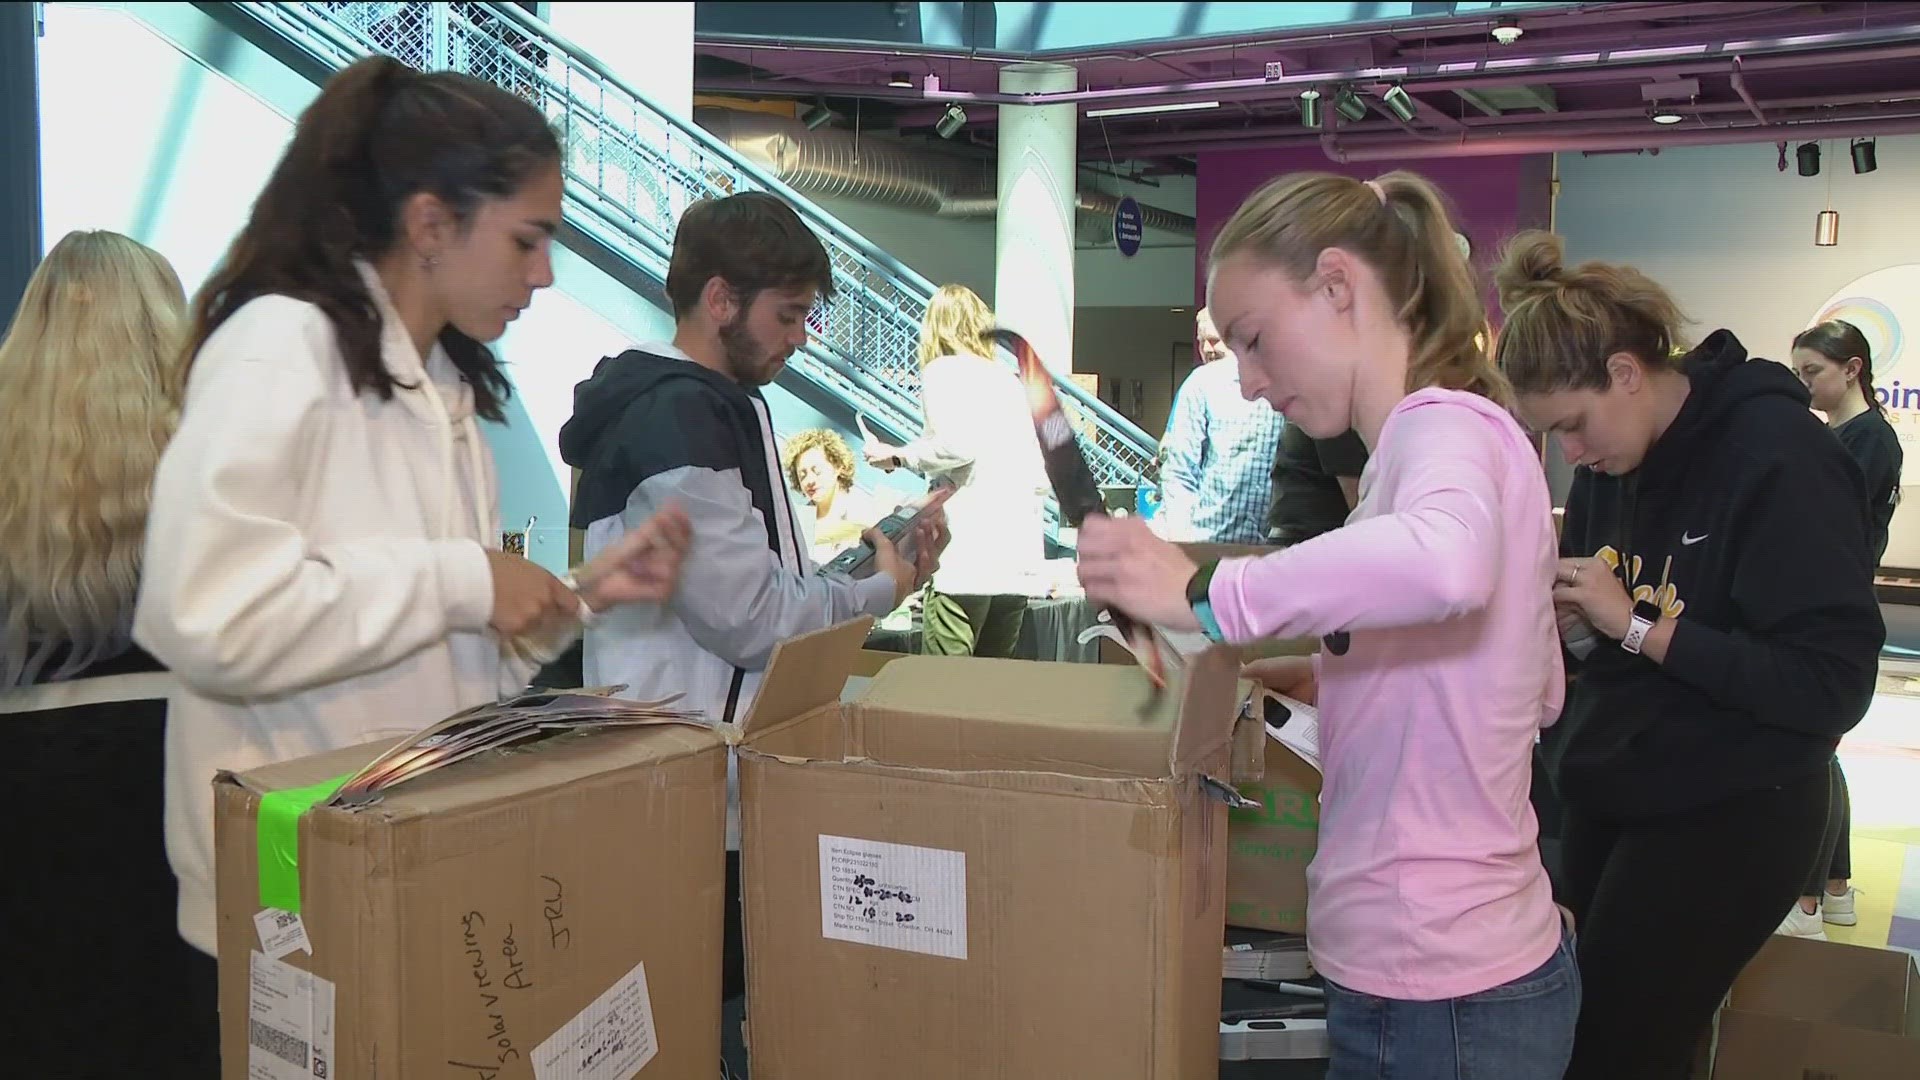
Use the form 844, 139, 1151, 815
664, 192, 835, 320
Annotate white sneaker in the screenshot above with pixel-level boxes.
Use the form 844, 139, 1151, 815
1776, 903, 1828, 941
1822, 887, 1860, 927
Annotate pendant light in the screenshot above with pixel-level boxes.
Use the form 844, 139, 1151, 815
1815, 143, 1839, 247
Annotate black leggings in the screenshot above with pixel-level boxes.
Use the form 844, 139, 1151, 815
1804, 756, 1853, 894
1559, 767, 1829, 1080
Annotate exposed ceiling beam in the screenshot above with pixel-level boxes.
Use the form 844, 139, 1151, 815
1453, 88, 1505, 118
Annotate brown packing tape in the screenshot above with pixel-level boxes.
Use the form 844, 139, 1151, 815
1230, 690, 1267, 783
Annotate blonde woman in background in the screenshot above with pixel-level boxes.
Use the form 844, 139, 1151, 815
864, 284, 1048, 657
783, 427, 883, 565
0, 231, 220, 1075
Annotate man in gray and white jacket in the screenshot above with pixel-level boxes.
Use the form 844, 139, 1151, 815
559, 192, 943, 1003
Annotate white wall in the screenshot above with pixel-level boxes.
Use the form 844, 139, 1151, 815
813, 171, 1199, 311
1555, 136, 1920, 567
544, 3, 693, 120
1072, 306, 1196, 437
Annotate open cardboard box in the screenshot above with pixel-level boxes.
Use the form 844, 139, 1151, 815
213, 723, 728, 1079
736, 618, 1248, 1079
1705, 935, 1920, 1078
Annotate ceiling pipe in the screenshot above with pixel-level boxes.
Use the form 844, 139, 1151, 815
1730, 58, 1767, 125
696, 3, 1827, 70
1102, 90, 1920, 153
693, 107, 1197, 234
1265, 113, 1920, 163
1089, 88, 1920, 150
694, 22, 1920, 112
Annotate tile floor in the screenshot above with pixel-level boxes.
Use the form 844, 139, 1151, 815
1827, 663, 1920, 955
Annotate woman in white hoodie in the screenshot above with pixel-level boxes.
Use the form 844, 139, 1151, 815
863, 284, 1048, 656
133, 56, 690, 1045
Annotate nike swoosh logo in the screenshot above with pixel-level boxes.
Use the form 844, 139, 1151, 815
1681, 532, 1708, 546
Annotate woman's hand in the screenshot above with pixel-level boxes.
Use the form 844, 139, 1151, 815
1076, 515, 1202, 631
1552, 556, 1633, 640
863, 440, 902, 472
486, 551, 580, 638
1243, 655, 1317, 706
574, 503, 693, 612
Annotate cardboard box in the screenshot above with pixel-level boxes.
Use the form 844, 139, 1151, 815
850, 647, 907, 677
737, 619, 1245, 1079
1707, 936, 1920, 1078
1224, 734, 1321, 935
214, 723, 728, 1079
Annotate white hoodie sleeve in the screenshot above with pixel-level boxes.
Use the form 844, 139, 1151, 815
134, 298, 496, 700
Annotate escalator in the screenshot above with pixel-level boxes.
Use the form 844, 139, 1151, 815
188, 0, 1160, 542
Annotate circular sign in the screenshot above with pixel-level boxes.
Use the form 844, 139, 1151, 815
1114, 196, 1144, 258
1808, 264, 1920, 404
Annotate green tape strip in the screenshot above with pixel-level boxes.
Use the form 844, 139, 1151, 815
257, 774, 352, 913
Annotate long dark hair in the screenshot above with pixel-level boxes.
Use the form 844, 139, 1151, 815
184, 56, 560, 421
1794, 319, 1883, 417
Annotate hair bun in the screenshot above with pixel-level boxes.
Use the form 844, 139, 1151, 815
1493, 230, 1566, 308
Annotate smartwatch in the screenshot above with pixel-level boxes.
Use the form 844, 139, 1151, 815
1186, 559, 1225, 642
1620, 598, 1662, 655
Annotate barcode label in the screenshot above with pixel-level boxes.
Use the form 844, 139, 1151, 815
253, 907, 312, 959
249, 951, 334, 1080
250, 1019, 310, 1069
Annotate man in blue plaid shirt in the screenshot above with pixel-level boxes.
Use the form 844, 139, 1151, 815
1154, 308, 1284, 544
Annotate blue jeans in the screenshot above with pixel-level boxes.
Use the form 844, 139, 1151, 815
1324, 928, 1580, 1079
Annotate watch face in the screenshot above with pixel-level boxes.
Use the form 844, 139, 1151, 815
1632, 599, 1663, 623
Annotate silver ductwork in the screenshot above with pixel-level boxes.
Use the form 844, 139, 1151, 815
695, 107, 1197, 237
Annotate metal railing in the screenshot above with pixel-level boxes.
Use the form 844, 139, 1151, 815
229, 1, 1159, 498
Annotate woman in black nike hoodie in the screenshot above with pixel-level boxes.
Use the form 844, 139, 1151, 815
1494, 232, 1884, 1080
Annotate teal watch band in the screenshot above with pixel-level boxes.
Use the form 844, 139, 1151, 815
1187, 559, 1225, 642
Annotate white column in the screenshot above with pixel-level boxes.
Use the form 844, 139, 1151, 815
994, 62, 1078, 374
544, 2, 694, 121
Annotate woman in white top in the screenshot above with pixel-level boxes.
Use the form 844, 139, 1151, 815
132, 56, 690, 1043
863, 284, 1048, 656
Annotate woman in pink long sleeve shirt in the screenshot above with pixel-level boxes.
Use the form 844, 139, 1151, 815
1078, 171, 1575, 1080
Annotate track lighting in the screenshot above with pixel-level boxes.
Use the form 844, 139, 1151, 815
1852, 138, 1878, 174
1796, 142, 1821, 177
1381, 84, 1418, 123
935, 103, 967, 139
888, 71, 912, 88
1298, 89, 1322, 129
1333, 87, 1368, 123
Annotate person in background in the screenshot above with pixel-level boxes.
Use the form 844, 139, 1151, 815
1795, 319, 1901, 564
784, 427, 882, 565
1155, 306, 1285, 544
133, 57, 691, 1061
1775, 318, 1902, 939
0, 231, 213, 1075
1078, 172, 1577, 1080
863, 283, 1046, 658
1268, 424, 1367, 546
1500, 232, 1883, 1080
560, 191, 944, 1008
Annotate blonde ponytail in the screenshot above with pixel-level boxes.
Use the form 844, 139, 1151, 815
1208, 170, 1511, 409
